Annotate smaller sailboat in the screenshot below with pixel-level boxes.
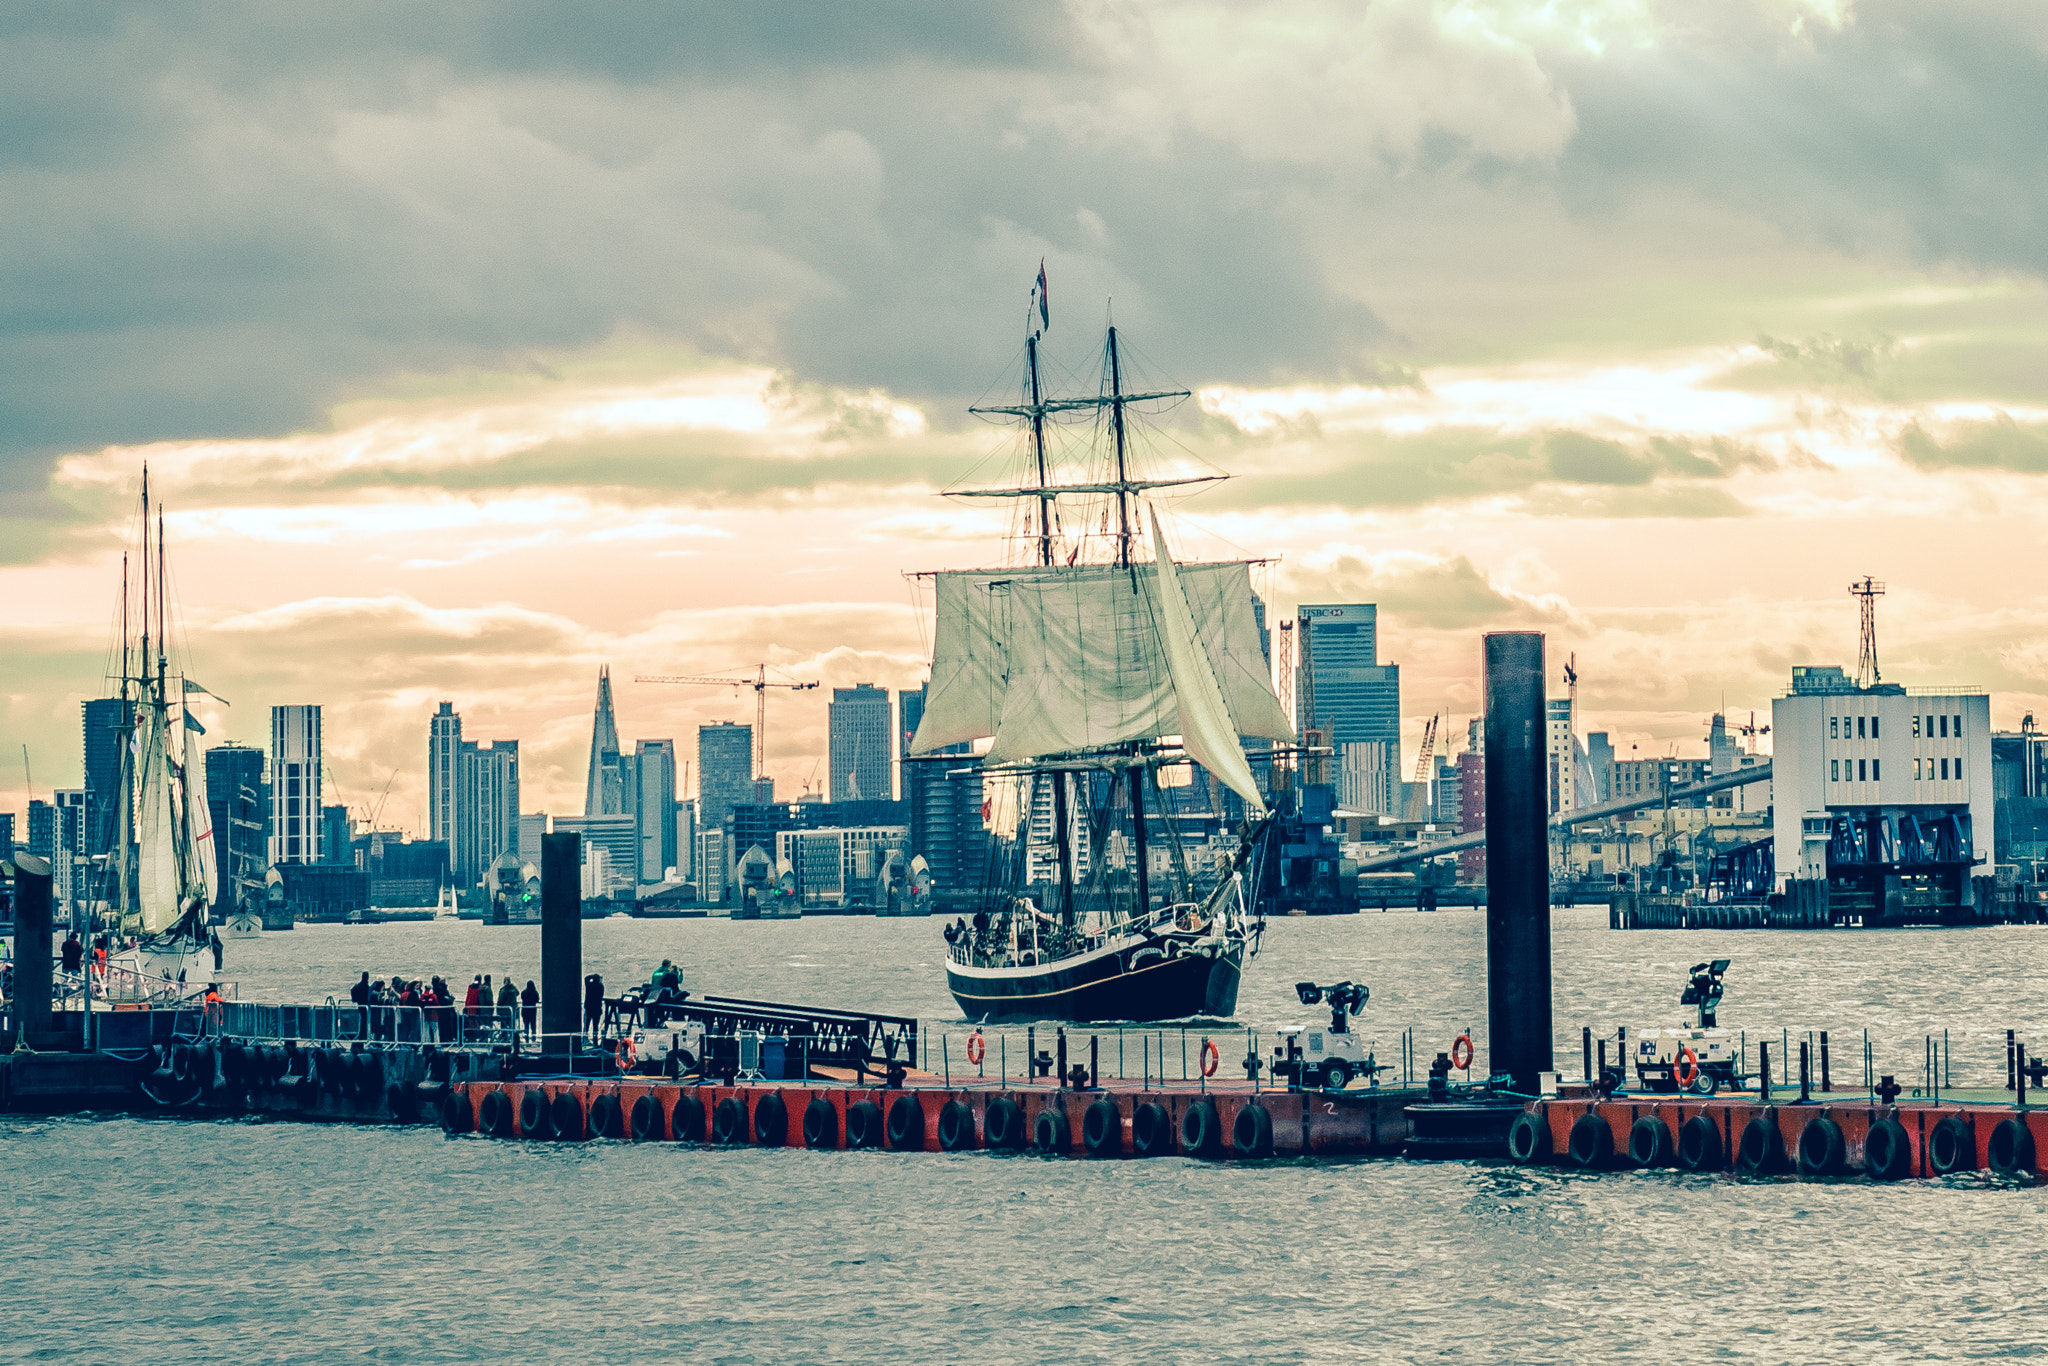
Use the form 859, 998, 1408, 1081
101, 469, 223, 999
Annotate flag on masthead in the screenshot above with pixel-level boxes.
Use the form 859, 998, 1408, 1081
1036, 259, 1050, 332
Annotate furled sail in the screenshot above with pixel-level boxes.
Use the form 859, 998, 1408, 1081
1145, 508, 1267, 816
913, 560, 1293, 757
182, 709, 218, 910
136, 707, 180, 934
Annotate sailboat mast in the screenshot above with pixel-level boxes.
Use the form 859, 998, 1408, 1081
1108, 325, 1132, 570
1128, 765, 1149, 917
1026, 334, 1053, 569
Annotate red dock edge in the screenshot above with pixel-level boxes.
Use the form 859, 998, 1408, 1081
442, 1078, 1422, 1158
1524, 1095, 2048, 1178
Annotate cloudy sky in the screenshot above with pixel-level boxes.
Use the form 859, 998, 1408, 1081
6, 0, 2048, 831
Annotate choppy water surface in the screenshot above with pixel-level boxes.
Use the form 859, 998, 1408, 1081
9, 911, 2048, 1363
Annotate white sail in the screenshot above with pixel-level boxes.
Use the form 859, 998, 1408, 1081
182, 711, 218, 909
136, 706, 181, 934
1145, 508, 1267, 816
914, 561, 1293, 758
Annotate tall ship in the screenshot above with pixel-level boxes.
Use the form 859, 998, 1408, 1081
912, 274, 1296, 1022
97, 468, 223, 997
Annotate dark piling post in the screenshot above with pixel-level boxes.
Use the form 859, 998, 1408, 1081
1056, 1028, 1068, 1089
540, 832, 582, 1068
1582, 1026, 1593, 1085
1759, 1041, 1773, 1102
1483, 632, 1551, 1094
1819, 1031, 1831, 1093
1088, 1035, 1098, 1091
1798, 1041, 1811, 1103
2009, 1029, 2017, 1091
11, 854, 54, 1046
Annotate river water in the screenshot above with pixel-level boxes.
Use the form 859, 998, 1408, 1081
7, 909, 2048, 1363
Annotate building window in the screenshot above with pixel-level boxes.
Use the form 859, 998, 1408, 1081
1954, 714, 1963, 736
1831, 760, 1839, 781
1913, 758, 1922, 780
1912, 716, 1921, 738
1871, 716, 1880, 739
1830, 717, 1839, 739
1858, 759, 1867, 782
1940, 757, 1949, 780
1939, 715, 1948, 738
1857, 716, 1867, 739
1872, 759, 1880, 781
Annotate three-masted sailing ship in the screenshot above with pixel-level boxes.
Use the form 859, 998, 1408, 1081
912, 276, 1296, 1022
98, 468, 222, 996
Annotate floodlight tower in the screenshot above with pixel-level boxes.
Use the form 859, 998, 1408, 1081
1850, 576, 1886, 688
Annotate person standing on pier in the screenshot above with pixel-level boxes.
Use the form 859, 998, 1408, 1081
61, 933, 83, 974
496, 976, 517, 1036
350, 971, 371, 1038
520, 979, 538, 1040
584, 973, 604, 1042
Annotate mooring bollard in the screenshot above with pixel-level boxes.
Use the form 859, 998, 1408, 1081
1819, 1031, 1831, 1092
1759, 1041, 1773, 1102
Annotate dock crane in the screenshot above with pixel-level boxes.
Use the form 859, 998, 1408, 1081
634, 665, 820, 781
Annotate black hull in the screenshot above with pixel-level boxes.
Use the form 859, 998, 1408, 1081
947, 943, 1244, 1023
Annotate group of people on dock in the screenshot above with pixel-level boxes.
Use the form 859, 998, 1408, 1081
346, 971, 543, 1043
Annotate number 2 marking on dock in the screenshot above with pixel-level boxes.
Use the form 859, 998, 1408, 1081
1323, 1102, 1336, 1115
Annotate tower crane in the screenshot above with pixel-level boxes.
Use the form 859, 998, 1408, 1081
1406, 713, 1439, 822
634, 665, 820, 781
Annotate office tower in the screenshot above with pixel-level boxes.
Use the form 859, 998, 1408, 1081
0, 811, 14, 862
674, 799, 695, 881
37, 791, 88, 909
1297, 604, 1399, 779
552, 814, 637, 895
518, 813, 548, 865
457, 740, 520, 886
900, 682, 982, 899
269, 705, 322, 865
697, 721, 753, 831
1546, 697, 1576, 814
428, 702, 461, 859
1337, 741, 1396, 815
1708, 713, 1739, 774
81, 696, 127, 860
1587, 733, 1615, 803
205, 743, 267, 912
583, 666, 625, 816
828, 683, 893, 802
635, 739, 677, 880
320, 804, 352, 864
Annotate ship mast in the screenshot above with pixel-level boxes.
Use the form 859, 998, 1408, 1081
1108, 325, 1132, 570
1024, 331, 1077, 925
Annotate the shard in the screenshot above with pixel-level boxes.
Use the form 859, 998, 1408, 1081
583, 666, 625, 815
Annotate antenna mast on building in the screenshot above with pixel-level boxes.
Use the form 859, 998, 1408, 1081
1850, 576, 1886, 688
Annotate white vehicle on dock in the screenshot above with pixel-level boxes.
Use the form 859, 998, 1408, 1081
620, 1021, 706, 1077
1634, 959, 1739, 1095
1272, 981, 1384, 1089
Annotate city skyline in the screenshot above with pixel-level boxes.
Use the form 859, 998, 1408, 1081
9, 6, 2048, 832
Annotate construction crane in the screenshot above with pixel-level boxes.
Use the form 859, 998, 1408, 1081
1406, 713, 1439, 822
634, 665, 820, 780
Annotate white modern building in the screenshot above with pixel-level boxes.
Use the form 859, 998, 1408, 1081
776, 825, 910, 910
270, 704, 322, 865
1771, 665, 1991, 914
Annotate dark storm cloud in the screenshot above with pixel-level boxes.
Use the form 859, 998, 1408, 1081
5, 0, 2047, 515
1557, 0, 2048, 275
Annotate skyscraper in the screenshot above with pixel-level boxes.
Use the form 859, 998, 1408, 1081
635, 738, 677, 880
1298, 603, 1400, 788
900, 683, 983, 901
697, 721, 752, 831
269, 704, 322, 865
828, 683, 892, 802
428, 702, 461, 862
584, 666, 625, 816
457, 739, 520, 885
205, 742, 267, 912
81, 696, 126, 861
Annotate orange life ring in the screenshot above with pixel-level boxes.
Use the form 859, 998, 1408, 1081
965, 1031, 985, 1065
1450, 1034, 1475, 1071
1200, 1038, 1220, 1078
615, 1037, 636, 1074
1672, 1045, 1700, 1091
